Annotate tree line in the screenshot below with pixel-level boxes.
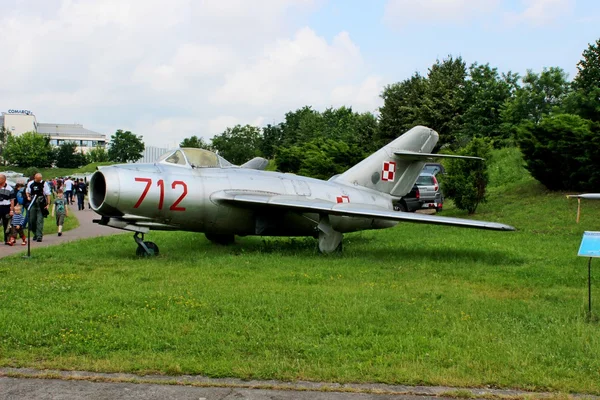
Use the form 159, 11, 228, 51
0, 129, 145, 168
183, 38, 599, 199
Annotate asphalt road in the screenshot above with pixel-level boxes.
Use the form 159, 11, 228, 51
0, 377, 439, 400
0, 369, 558, 400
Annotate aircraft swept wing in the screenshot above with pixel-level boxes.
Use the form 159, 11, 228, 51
212, 190, 515, 231
394, 151, 483, 161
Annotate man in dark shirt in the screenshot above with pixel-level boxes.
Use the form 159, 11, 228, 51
26, 173, 51, 242
0, 174, 16, 245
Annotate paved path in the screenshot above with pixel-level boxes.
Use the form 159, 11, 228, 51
0, 206, 122, 259
0, 368, 563, 400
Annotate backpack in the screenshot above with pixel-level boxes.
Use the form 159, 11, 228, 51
56, 199, 66, 214
16, 188, 25, 205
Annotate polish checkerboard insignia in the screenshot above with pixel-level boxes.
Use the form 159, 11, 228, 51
382, 161, 396, 182
336, 195, 350, 203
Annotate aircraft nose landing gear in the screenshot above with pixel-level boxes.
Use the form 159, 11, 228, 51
134, 232, 159, 257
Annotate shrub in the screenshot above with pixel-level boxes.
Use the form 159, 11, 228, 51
442, 137, 492, 214
517, 113, 599, 191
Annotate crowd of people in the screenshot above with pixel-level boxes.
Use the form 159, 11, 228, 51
0, 173, 89, 246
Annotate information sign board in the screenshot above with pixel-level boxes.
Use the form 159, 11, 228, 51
578, 231, 600, 257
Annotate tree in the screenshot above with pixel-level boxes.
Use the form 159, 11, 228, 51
517, 113, 599, 191
442, 137, 492, 214
3, 132, 54, 168
462, 63, 518, 145
180, 135, 211, 149
55, 142, 87, 168
573, 38, 600, 92
379, 73, 428, 144
421, 56, 468, 148
108, 129, 145, 163
210, 125, 262, 165
260, 124, 283, 159
88, 146, 109, 163
567, 38, 600, 122
0, 126, 10, 164
279, 106, 325, 147
297, 139, 365, 180
501, 67, 571, 125
274, 138, 365, 179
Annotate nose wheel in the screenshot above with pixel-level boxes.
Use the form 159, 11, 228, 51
134, 232, 159, 257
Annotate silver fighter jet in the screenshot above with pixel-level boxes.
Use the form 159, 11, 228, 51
89, 126, 515, 255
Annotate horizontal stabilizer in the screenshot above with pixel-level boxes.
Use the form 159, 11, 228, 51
394, 151, 483, 161
213, 190, 515, 232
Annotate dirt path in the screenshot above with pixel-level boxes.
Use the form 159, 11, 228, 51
0, 206, 122, 259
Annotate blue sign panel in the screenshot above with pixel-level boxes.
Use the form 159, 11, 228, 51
578, 231, 600, 257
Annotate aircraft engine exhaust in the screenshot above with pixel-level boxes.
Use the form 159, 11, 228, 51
89, 169, 124, 217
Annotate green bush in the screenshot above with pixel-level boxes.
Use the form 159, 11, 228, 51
442, 137, 492, 214
517, 113, 599, 191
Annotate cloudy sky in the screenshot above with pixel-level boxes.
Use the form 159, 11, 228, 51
1, 0, 598, 147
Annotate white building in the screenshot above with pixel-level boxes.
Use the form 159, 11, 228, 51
0, 109, 106, 153
1, 109, 37, 135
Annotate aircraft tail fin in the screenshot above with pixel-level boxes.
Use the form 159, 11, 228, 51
332, 126, 439, 197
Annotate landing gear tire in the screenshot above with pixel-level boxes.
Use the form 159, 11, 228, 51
205, 233, 235, 245
133, 232, 159, 257
136, 241, 159, 257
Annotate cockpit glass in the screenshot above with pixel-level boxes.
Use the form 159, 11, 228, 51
158, 148, 234, 168
181, 148, 219, 168
164, 150, 187, 165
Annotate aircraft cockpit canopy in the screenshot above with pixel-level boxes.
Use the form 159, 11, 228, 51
158, 148, 233, 168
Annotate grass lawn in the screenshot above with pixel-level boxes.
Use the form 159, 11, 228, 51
1, 149, 600, 393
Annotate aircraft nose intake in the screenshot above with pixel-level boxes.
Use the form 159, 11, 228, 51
89, 168, 123, 217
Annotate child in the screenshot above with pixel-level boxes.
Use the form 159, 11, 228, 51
8, 204, 26, 246
51, 189, 68, 236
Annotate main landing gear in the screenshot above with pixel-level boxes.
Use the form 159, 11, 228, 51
317, 215, 343, 254
134, 232, 159, 257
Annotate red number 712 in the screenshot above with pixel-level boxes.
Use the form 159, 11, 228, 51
133, 177, 188, 211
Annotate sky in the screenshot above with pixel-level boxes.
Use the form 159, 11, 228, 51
1, 0, 598, 148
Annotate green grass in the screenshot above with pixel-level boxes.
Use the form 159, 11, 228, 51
1, 149, 600, 393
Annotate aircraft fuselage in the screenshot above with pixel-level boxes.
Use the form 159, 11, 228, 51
90, 163, 397, 238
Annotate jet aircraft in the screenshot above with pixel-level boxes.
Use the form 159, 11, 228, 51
89, 126, 515, 256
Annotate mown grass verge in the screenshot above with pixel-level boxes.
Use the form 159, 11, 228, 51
1, 148, 599, 393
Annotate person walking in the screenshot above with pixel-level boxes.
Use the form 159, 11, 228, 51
64, 176, 74, 205
26, 173, 51, 242
0, 174, 15, 245
7, 204, 26, 246
75, 178, 87, 210
52, 189, 69, 236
